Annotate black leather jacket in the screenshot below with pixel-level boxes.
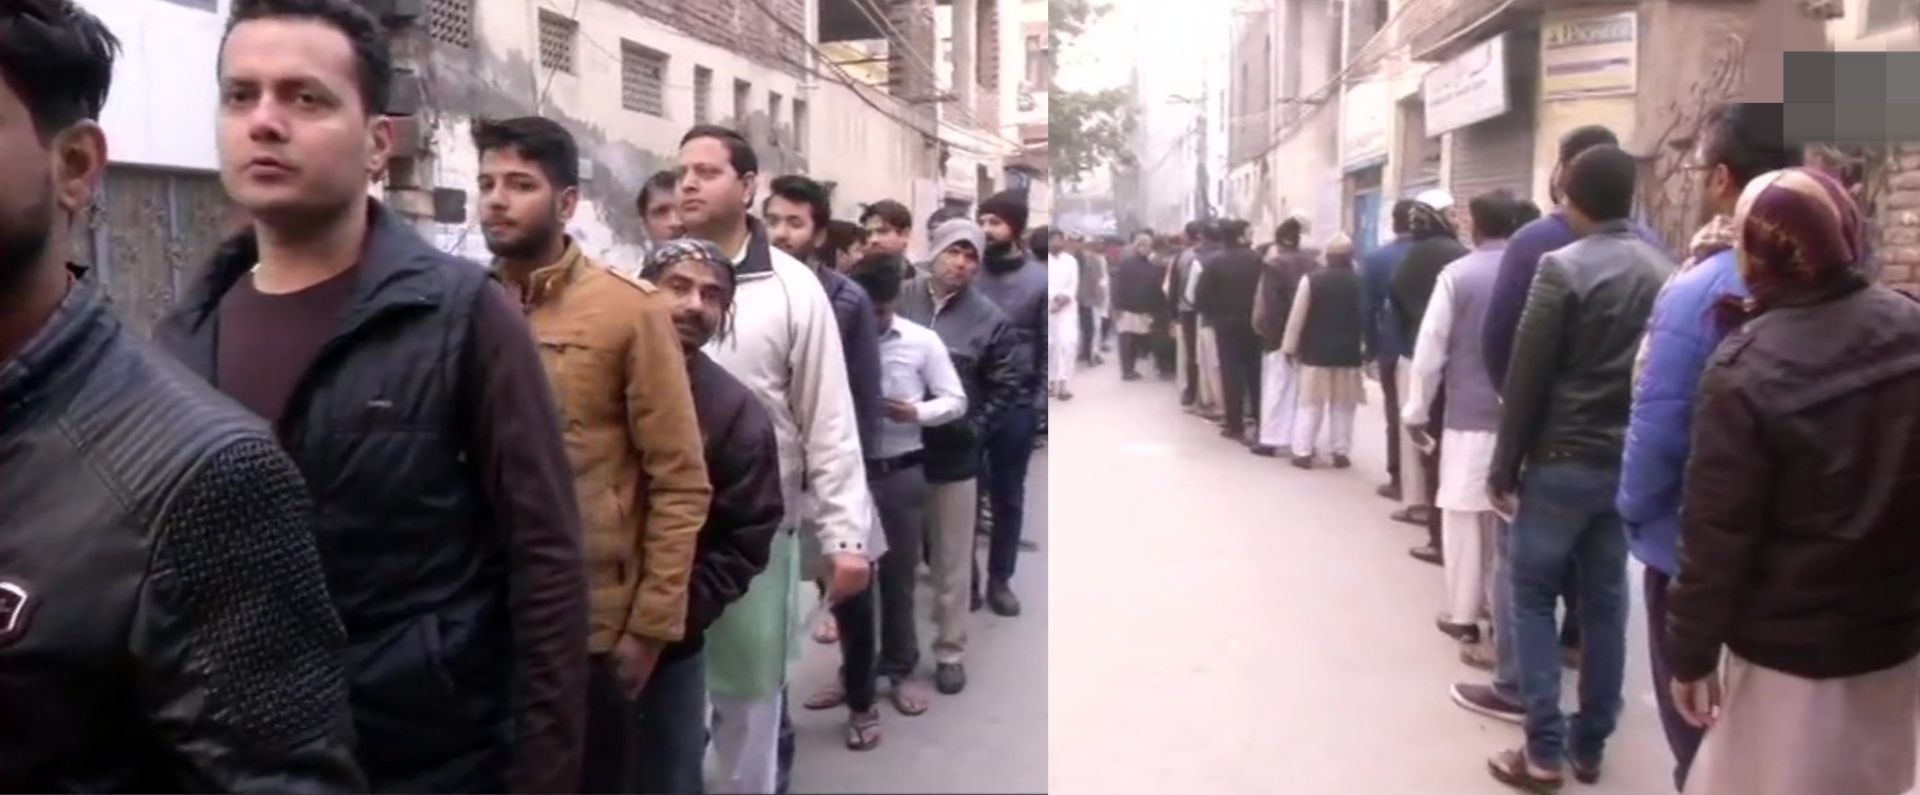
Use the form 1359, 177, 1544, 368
0, 271, 362, 792
1490, 222, 1673, 493
898, 280, 1026, 483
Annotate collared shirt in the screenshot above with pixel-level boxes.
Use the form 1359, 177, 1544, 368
874, 316, 968, 459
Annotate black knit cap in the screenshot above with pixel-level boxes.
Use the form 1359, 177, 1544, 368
978, 189, 1031, 237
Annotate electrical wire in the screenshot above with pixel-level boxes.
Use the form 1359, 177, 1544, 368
839, 0, 1027, 148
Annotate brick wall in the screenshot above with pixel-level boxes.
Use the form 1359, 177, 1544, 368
622, 0, 806, 77
1880, 144, 1920, 296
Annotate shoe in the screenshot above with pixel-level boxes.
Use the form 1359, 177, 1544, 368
1569, 758, 1601, 785
987, 580, 1022, 617
1018, 538, 1040, 552
1459, 641, 1497, 671
934, 662, 967, 694
1409, 544, 1443, 566
1376, 482, 1403, 501
970, 589, 983, 613
1331, 454, 1352, 469
1250, 445, 1278, 457
1122, 371, 1142, 381
1436, 618, 1481, 644
1291, 455, 1314, 470
1450, 682, 1524, 724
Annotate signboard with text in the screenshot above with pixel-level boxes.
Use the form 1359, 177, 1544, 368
1542, 11, 1638, 101
1341, 80, 1391, 170
1423, 34, 1511, 137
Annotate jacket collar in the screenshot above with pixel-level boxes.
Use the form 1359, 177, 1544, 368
493, 237, 586, 309
731, 216, 776, 278
0, 265, 110, 422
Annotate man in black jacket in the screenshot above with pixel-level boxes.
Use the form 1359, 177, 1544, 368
633, 239, 785, 795
155, 2, 589, 791
1194, 219, 1267, 442
1390, 192, 1470, 562
1111, 230, 1167, 381
898, 219, 1027, 694
0, 2, 362, 791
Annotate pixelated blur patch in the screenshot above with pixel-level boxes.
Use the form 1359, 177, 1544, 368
1784, 51, 1920, 144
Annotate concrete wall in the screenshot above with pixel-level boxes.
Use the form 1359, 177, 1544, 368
78, 0, 232, 171
423, 0, 938, 266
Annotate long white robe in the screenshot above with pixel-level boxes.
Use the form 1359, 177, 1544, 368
1047, 253, 1080, 384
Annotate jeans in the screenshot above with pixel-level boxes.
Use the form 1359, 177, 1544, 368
1508, 460, 1629, 771
631, 652, 708, 794
978, 405, 1037, 585
775, 689, 793, 794
1644, 568, 1704, 791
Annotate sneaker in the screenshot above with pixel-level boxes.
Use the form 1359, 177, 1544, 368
934, 662, 967, 695
1451, 682, 1524, 724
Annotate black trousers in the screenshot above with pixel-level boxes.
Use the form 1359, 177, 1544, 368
1421, 391, 1445, 552
1378, 353, 1402, 486
1119, 332, 1151, 376
582, 655, 633, 794
1077, 305, 1096, 363
1214, 324, 1264, 436
1180, 311, 1199, 404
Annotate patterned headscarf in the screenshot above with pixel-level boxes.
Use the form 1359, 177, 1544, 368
1718, 167, 1867, 328
1409, 190, 1457, 239
642, 238, 731, 284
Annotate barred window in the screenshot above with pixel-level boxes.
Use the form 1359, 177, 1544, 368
768, 91, 783, 147
622, 41, 668, 117
427, 0, 473, 47
694, 67, 714, 124
538, 11, 577, 75
733, 79, 751, 126
793, 99, 809, 156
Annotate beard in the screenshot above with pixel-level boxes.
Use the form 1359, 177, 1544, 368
0, 179, 57, 297
985, 240, 1017, 260
484, 210, 563, 261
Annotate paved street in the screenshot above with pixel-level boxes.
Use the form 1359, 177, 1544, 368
788, 446, 1049, 793
1048, 362, 1675, 794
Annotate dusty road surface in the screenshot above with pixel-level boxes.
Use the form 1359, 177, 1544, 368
1047, 367, 1676, 795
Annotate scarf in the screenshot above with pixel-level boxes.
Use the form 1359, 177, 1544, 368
1714, 167, 1868, 331
1681, 214, 1740, 272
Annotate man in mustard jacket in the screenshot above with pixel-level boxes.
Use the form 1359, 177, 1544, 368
474, 117, 713, 792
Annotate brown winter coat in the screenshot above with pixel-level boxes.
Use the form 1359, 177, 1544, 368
499, 241, 712, 651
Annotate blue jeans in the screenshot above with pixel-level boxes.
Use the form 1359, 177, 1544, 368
1508, 461, 1629, 771
630, 652, 708, 794
981, 405, 1038, 584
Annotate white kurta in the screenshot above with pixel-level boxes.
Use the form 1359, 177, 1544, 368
1047, 252, 1080, 384
1401, 270, 1497, 513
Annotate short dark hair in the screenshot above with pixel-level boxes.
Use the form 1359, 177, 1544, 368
1558, 125, 1619, 166
766, 174, 830, 231
225, 0, 391, 115
1701, 102, 1802, 187
859, 199, 912, 232
1390, 199, 1417, 235
472, 116, 579, 189
1512, 199, 1543, 227
826, 219, 866, 251
679, 124, 758, 177
1220, 219, 1250, 243
637, 167, 680, 213
1185, 220, 1204, 237
0, 0, 119, 140
849, 252, 905, 305
1200, 220, 1225, 243
1563, 145, 1637, 222
1274, 218, 1305, 248
1467, 191, 1523, 240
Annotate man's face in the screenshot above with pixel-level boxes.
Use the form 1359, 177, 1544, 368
654, 259, 731, 349
643, 186, 684, 242
0, 76, 60, 293
677, 137, 752, 233
1132, 234, 1153, 257
933, 242, 980, 290
218, 18, 392, 225
980, 213, 1015, 246
863, 218, 908, 256
764, 195, 822, 261
478, 146, 574, 262
1695, 142, 1738, 219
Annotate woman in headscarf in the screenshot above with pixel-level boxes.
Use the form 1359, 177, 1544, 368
1666, 168, 1920, 795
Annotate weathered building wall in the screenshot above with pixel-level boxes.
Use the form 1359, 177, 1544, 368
423, 0, 938, 266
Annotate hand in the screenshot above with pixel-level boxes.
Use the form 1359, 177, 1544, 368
1408, 424, 1437, 455
1050, 295, 1072, 312
1488, 486, 1519, 522
824, 553, 872, 603
611, 634, 663, 698
1285, 353, 1298, 367
883, 399, 919, 423
1671, 675, 1722, 729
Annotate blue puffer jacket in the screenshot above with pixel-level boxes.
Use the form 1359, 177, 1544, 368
1617, 249, 1747, 575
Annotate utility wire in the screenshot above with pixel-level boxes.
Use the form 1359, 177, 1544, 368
839, 0, 1027, 149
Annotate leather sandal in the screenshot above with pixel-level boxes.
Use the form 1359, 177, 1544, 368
1488, 747, 1563, 793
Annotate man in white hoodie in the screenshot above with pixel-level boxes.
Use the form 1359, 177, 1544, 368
675, 124, 874, 794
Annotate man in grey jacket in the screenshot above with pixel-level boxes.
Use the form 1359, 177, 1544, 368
1485, 146, 1672, 790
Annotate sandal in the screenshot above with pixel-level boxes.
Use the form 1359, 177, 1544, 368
888, 677, 931, 716
803, 682, 847, 711
1392, 506, 1435, 526
1487, 747, 1563, 793
812, 613, 838, 645
845, 709, 882, 751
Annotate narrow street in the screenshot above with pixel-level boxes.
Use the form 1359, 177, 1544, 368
788, 452, 1050, 793
1048, 362, 1674, 794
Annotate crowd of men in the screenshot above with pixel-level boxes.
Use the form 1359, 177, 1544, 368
1052, 109, 1920, 795
0, 1, 1044, 793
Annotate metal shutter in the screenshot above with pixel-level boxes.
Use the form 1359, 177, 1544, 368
1447, 29, 1538, 203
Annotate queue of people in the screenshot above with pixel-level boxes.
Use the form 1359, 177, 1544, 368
0, 1, 1040, 793
1054, 109, 1920, 795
